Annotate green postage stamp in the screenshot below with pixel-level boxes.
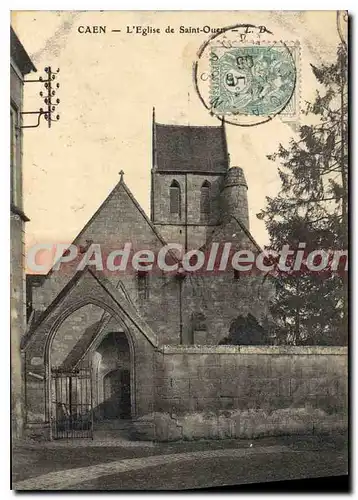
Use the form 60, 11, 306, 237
209, 44, 296, 117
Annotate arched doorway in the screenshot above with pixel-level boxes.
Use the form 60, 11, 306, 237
47, 303, 135, 439
49, 303, 105, 439
93, 331, 132, 422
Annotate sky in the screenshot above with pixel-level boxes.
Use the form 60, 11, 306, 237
11, 11, 343, 257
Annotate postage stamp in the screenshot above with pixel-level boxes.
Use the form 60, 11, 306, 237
209, 44, 296, 117
194, 24, 300, 126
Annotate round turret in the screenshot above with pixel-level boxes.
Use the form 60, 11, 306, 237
221, 167, 249, 229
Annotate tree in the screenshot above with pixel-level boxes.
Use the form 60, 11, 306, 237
257, 44, 348, 345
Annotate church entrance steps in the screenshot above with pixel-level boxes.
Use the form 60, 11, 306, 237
94, 419, 133, 431
93, 419, 141, 443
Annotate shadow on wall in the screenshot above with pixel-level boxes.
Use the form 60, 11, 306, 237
94, 368, 131, 421
219, 314, 269, 345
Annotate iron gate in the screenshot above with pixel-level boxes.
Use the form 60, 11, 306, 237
51, 364, 93, 439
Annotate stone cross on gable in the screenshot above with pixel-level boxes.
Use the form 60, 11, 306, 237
119, 170, 124, 182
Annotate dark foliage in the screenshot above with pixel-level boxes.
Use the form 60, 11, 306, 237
256, 44, 348, 345
219, 314, 268, 345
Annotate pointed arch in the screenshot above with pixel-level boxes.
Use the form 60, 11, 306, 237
200, 180, 211, 214
42, 295, 140, 428
170, 180, 181, 215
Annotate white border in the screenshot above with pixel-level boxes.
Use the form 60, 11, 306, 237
2, 3, 355, 499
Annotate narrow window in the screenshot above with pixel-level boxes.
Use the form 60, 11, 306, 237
170, 180, 181, 215
234, 269, 240, 280
137, 271, 149, 300
200, 180, 211, 214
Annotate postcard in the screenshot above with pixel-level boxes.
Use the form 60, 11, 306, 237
11, 10, 348, 491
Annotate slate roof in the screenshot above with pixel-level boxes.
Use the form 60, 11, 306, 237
154, 123, 229, 173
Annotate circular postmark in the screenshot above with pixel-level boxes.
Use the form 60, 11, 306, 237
194, 24, 297, 127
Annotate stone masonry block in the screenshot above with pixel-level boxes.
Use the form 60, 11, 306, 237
189, 379, 220, 399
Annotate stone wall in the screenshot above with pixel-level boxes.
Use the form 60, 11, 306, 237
138, 345, 348, 441
11, 213, 26, 437
181, 274, 273, 345
30, 271, 273, 347
11, 62, 26, 439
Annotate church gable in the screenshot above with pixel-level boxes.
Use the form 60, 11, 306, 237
73, 177, 167, 252
30, 177, 169, 312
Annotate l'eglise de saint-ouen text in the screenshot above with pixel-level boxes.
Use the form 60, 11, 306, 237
125, 25, 225, 35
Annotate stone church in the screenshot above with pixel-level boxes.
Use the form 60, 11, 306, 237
23, 114, 276, 440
